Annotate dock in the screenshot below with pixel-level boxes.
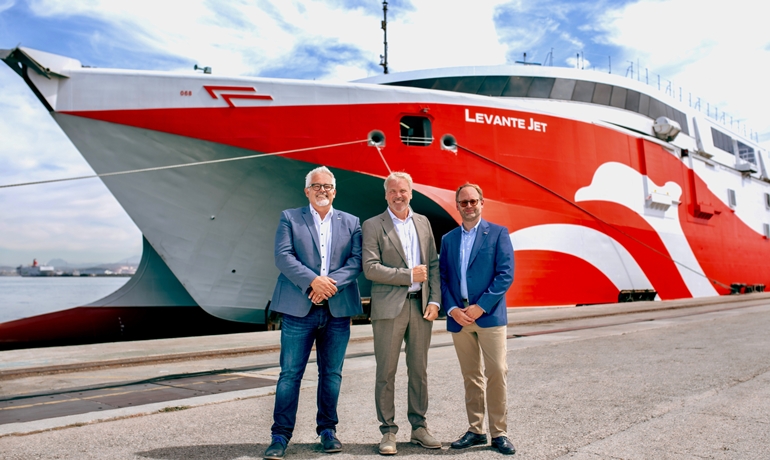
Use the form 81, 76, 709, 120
2, 293, 770, 459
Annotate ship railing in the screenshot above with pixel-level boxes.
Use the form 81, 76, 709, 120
399, 135, 434, 146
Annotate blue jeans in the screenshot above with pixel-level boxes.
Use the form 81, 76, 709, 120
271, 306, 351, 441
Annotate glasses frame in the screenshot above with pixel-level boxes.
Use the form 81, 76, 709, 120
457, 199, 481, 208
308, 183, 335, 191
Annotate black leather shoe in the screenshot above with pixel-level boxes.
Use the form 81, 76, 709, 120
264, 435, 288, 459
451, 431, 488, 449
491, 436, 516, 455
319, 429, 342, 453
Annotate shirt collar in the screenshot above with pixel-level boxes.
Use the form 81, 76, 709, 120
309, 205, 334, 221
387, 206, 413, 223
461, 220, 481, 235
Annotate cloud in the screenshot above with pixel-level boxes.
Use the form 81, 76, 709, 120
0, 0, 14, 13
0, 65, 142, 265
595, 0, 770, 145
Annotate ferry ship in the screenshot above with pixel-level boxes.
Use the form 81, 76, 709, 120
2, 46, 768, 347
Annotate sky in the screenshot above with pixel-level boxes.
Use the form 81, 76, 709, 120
1, 0, 769, 266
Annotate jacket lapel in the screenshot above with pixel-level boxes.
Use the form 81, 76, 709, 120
414, 214, 429, 265
467, 219, 489, 268
301, 207, 321, 258
381, 211, 408, 266
329, 211, 342, 267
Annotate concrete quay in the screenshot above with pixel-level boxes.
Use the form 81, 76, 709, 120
1, 293, 770, 459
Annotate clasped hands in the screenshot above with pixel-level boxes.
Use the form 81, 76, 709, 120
309, 276, 337, 304
450, 304, 484, 326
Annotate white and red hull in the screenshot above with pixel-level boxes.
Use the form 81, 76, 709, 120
3, 47, 769, 337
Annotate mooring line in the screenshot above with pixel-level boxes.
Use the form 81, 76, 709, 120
375, 144, 392, 175
0, 139, 369, 189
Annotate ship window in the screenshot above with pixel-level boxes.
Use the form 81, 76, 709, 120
454, 76, 486, 94
433, 77, 463, 91
711, 128, 734, 154
665, 104, 675, 120
572, 80, 595, 102
388, 79, 436, 90
648, 98, 666, 119
764, 223, 770, 239
638, 94, 650, 116
727, 189, 737, 207
737, 141, 756, 164
592, 83, 612, 105
400, 116, 432, 146
477, 76, 509, 96
550, 78, 576, 100
528, 77, 555, 98
610, 86, 627, 108
764, 193, 770, 209
625, 90, 640, 112
502, 76, 533, 97
674, 110, 686, 135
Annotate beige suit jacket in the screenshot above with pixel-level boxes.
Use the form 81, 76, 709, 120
362, 209, 441, 320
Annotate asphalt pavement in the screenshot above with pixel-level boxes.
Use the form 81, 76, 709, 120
1, 293, 769, 459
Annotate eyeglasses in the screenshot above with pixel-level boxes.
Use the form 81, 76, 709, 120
308, 183, 334, 191
457, 199, 480, 207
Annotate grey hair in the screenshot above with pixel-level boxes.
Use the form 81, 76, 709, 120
383, 171, 413, 191
305, 166, 336, 188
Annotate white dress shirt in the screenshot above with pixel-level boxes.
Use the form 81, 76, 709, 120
387, 207, 422, 292
310, 205, 333, 276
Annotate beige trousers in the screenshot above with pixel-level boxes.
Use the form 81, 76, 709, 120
451, 322, 508, 438
372, 297, 433, 434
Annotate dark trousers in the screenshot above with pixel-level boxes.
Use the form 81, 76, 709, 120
271, 306, 351, 440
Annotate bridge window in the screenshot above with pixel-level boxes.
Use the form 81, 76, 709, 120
737, 141, 756, 164
387, 75, 691, 135
550, 78, 576, 100
400, 116, 432, 146
711, 128, 734, 154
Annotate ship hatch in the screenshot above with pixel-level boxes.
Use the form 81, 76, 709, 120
400, 116, 432, 146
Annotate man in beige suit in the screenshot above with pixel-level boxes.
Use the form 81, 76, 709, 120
362, 171, 441, 455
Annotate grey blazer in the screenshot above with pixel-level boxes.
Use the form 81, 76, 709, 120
362, 209, 440, 320
270, 206, 363, 318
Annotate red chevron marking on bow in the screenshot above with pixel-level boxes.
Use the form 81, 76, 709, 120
203, 85, 273, 107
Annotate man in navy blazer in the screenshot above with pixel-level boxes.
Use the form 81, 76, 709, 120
263, 166, 363, 460
439, 183, 516, 456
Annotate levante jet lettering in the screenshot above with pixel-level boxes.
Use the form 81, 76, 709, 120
464, 108, 548, 132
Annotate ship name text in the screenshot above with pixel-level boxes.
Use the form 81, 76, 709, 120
465, 109, 547, 132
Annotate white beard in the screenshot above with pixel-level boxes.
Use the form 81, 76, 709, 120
315, 197, 330, 207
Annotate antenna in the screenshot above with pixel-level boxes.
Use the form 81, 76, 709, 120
379, 1, 389, 74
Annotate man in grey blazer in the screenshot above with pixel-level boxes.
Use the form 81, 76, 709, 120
362, 171, 441, 455
263, 166, 363, 460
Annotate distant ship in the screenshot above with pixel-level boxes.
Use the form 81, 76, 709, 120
1, 46, 767, 348
16, 259, 55, 277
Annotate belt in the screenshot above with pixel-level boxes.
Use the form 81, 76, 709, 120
312, 299, 329, 307
406, 290, 422, 300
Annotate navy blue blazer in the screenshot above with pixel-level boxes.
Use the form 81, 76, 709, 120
439, 219, 514, 333
270, 206, 363, 318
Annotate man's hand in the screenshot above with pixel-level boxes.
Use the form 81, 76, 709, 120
450, 307, 475, 326
309, 276, 337, 300
423, 304, 439, 321
412, 264, 428, 283
464, 304, 485, 320
308, 290, 328, 304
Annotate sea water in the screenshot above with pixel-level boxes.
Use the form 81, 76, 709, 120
0, 276, 130, 323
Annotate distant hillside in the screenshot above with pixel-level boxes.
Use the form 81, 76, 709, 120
47, 255, 142, 269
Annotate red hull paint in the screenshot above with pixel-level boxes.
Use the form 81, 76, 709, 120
64, 102, 769, 303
